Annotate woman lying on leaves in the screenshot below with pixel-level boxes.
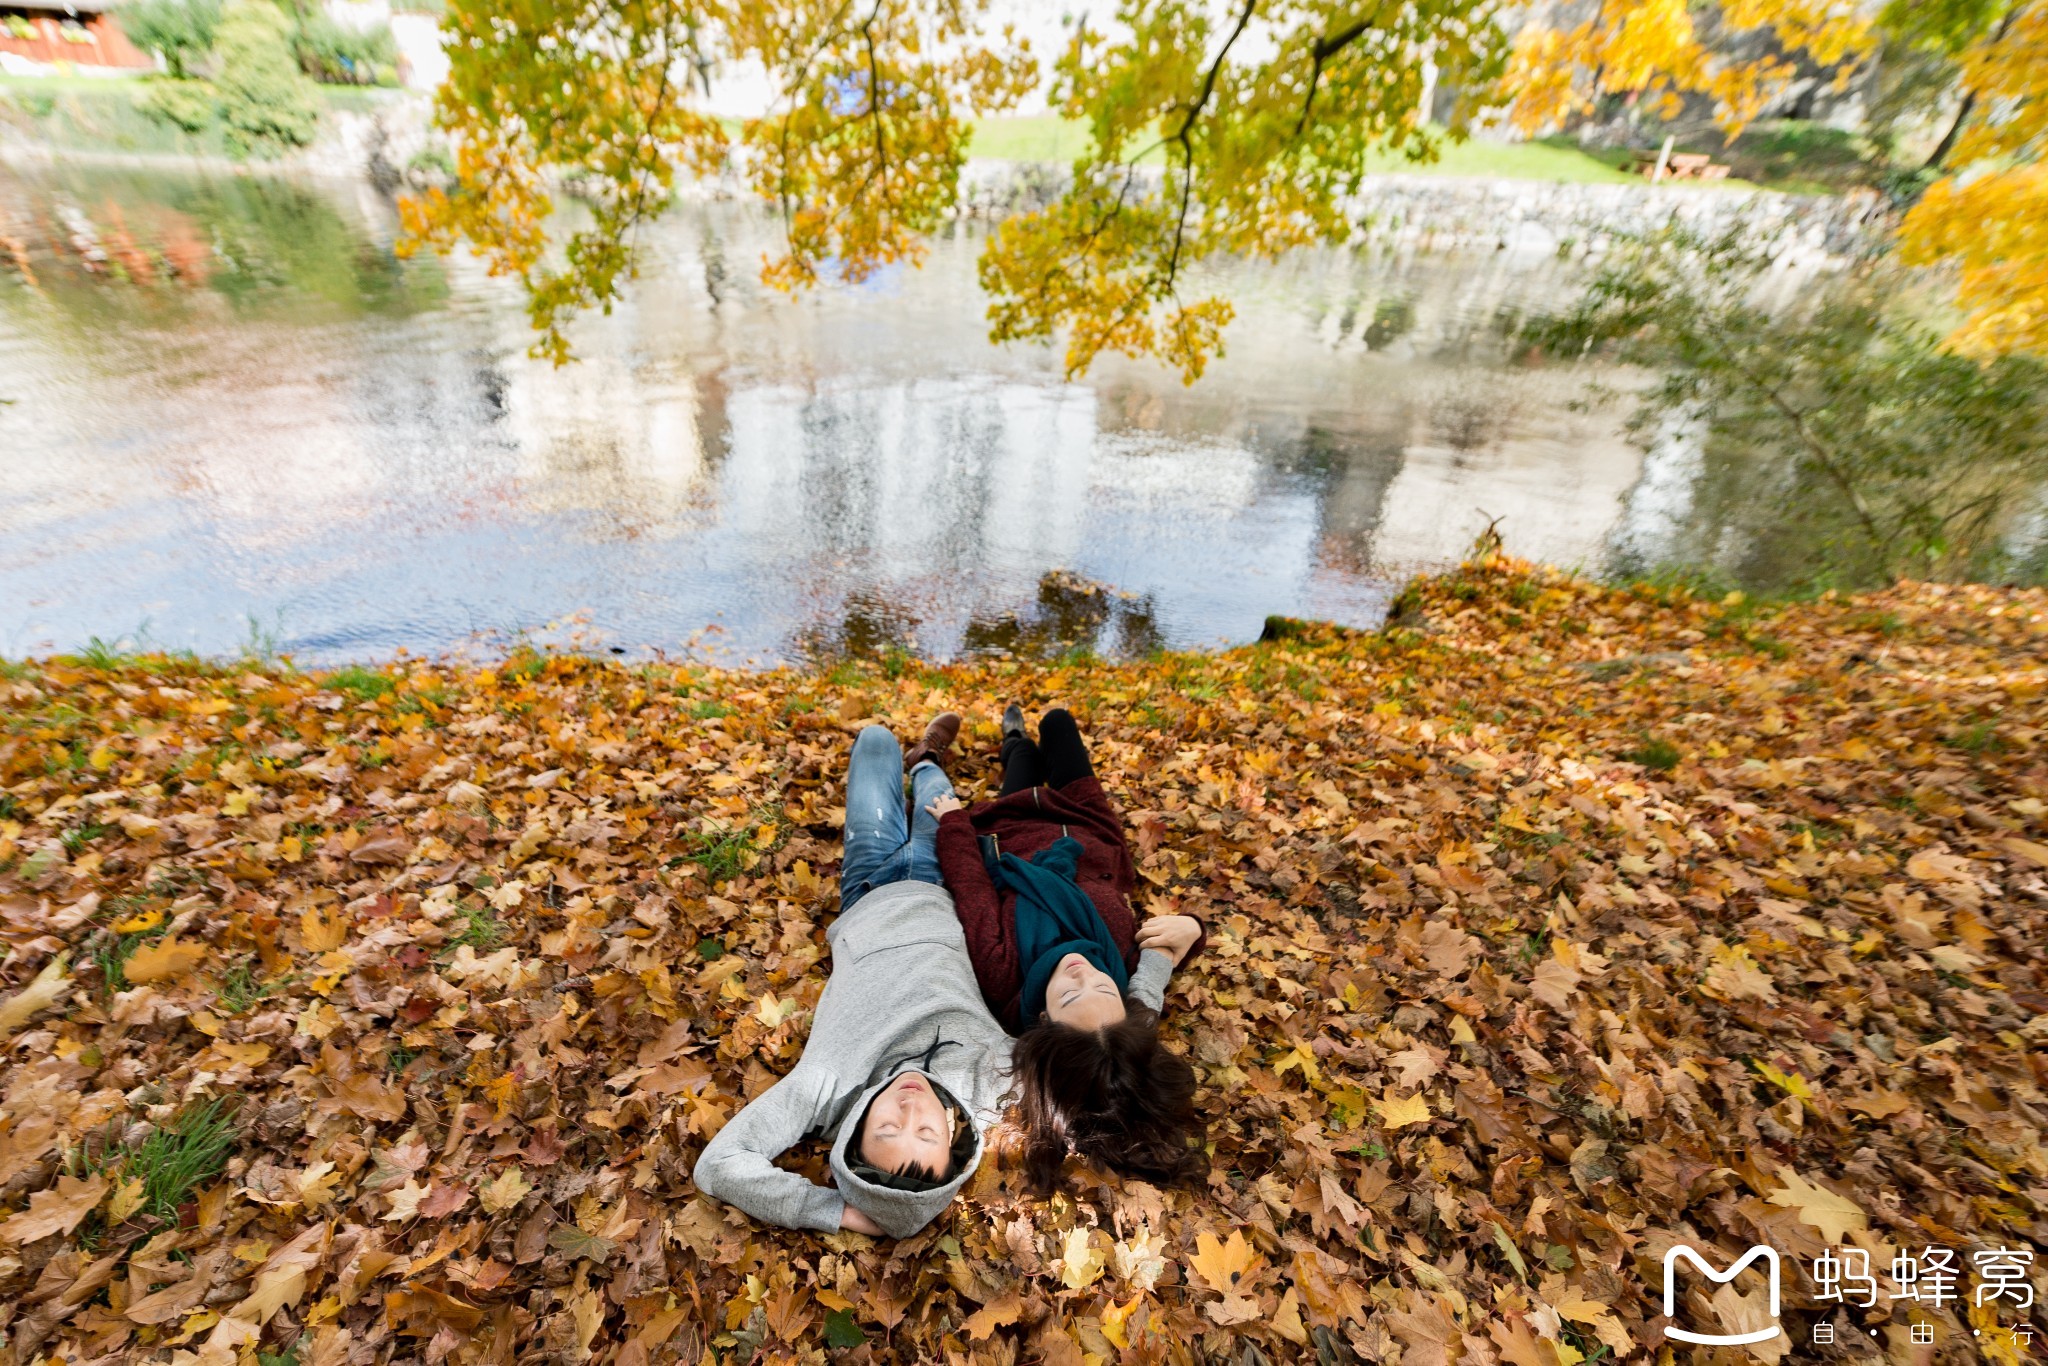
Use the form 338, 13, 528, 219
929, 707, 1208, 1192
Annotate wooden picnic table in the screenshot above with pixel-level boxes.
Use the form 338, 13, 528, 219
1630, 151, 1732, 181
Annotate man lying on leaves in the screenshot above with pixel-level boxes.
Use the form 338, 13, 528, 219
692, 724, 1005, 1236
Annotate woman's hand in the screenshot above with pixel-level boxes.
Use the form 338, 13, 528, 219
1136, 914, 1201, 966
840, 1205, 884, 1235
925, 793, 964, 819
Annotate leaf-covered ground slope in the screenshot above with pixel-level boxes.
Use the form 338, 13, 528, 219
1, 557, 2044, 1366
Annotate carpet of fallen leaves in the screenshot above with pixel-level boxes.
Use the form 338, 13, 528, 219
2, 553, 2046, 1366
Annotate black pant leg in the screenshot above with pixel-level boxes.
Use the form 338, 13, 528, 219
1037, 708, 1095, 789
998, 733, 1048, 796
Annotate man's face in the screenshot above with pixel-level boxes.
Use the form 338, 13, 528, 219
1043, 952, 1126, 1029
859, 1072, 954, 1178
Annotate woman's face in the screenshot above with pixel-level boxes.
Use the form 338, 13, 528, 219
1044, 952, 1126, 1030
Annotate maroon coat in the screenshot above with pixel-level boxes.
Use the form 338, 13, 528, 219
934, 778, 1202, 1033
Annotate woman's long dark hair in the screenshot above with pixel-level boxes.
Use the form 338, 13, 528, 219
1008, 1001, 1205, 1193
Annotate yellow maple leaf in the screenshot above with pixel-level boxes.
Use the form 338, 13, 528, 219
300, 903, 349, 953
107, 1176, 148, 1223
1378, 1092, 1434, 1130
112, 907, 165, 934
1272, 1043, 1321, 1086
1187, 1229, 1261, 1296
383, 1179, 427, 1222
479, 1166, 533, 1214
297, 1161, 341, 1208
1272, 1287, 1308, 1345
0, 955, 74, 1040
1101, 1293, 1143, 1348
756, 991, 798, 1027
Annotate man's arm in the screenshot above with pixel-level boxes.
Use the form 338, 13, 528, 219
692, 1066, 850, 1232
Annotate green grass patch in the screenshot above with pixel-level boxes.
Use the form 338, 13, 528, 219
61, 820, 110, 855
323, 666, 393, 701
1623, 736, 1683, 771
446, 901, 503, 952
0, 75, 400, 160
1947, 721, 2006, 755
215, 959, 294, 1013
966, 113, 1099, 164
71, 1098, 239, 1225
670, 823, 762, 884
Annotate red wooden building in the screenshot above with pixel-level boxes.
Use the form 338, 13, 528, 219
1, 0, 153, 72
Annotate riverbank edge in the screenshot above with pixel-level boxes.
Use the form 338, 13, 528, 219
0, 554, 2043, 1365
4, 560, 2037, 683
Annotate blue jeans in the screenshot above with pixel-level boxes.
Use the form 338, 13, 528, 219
840, 725, 956, 913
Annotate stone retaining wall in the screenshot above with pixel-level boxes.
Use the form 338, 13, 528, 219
949, 160, 1887, 263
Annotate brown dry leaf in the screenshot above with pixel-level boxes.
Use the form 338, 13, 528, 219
348, 830, 412, 865
0, 1173, 108, 1245
322, 1045, 407, 1123
961, 1290, 1022, 1340
0, 956, 73, 1039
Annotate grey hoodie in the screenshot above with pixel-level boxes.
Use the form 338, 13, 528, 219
691, 879, 1182, 1237
691, 879, 1013, 1237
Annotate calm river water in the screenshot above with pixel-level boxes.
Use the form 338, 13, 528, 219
1, 163, 1647, 665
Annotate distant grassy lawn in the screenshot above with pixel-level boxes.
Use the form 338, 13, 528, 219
0, 72, 153, 95
966, 113, 1098, 165
967, 115, 1759, 189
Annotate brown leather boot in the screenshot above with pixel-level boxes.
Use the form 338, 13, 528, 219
903, 711, 961, 770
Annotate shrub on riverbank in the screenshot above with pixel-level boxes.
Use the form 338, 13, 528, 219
207, 0, 317, 154
1, 557, 2043, 1362
1519, 228, 2048, 593
117, 0, 222, 79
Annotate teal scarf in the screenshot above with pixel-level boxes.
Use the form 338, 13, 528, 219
1001, 835, 1129, 1023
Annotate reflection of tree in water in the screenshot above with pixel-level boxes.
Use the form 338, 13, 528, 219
1609, 429, 2048, 594
796, 590, 922, 663
1427, 370, 1517, 453
1363, 294, 1416, 350
962, 570, 1162, 660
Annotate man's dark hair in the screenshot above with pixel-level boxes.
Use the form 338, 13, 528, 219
1009, 1001, 1206, 1193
